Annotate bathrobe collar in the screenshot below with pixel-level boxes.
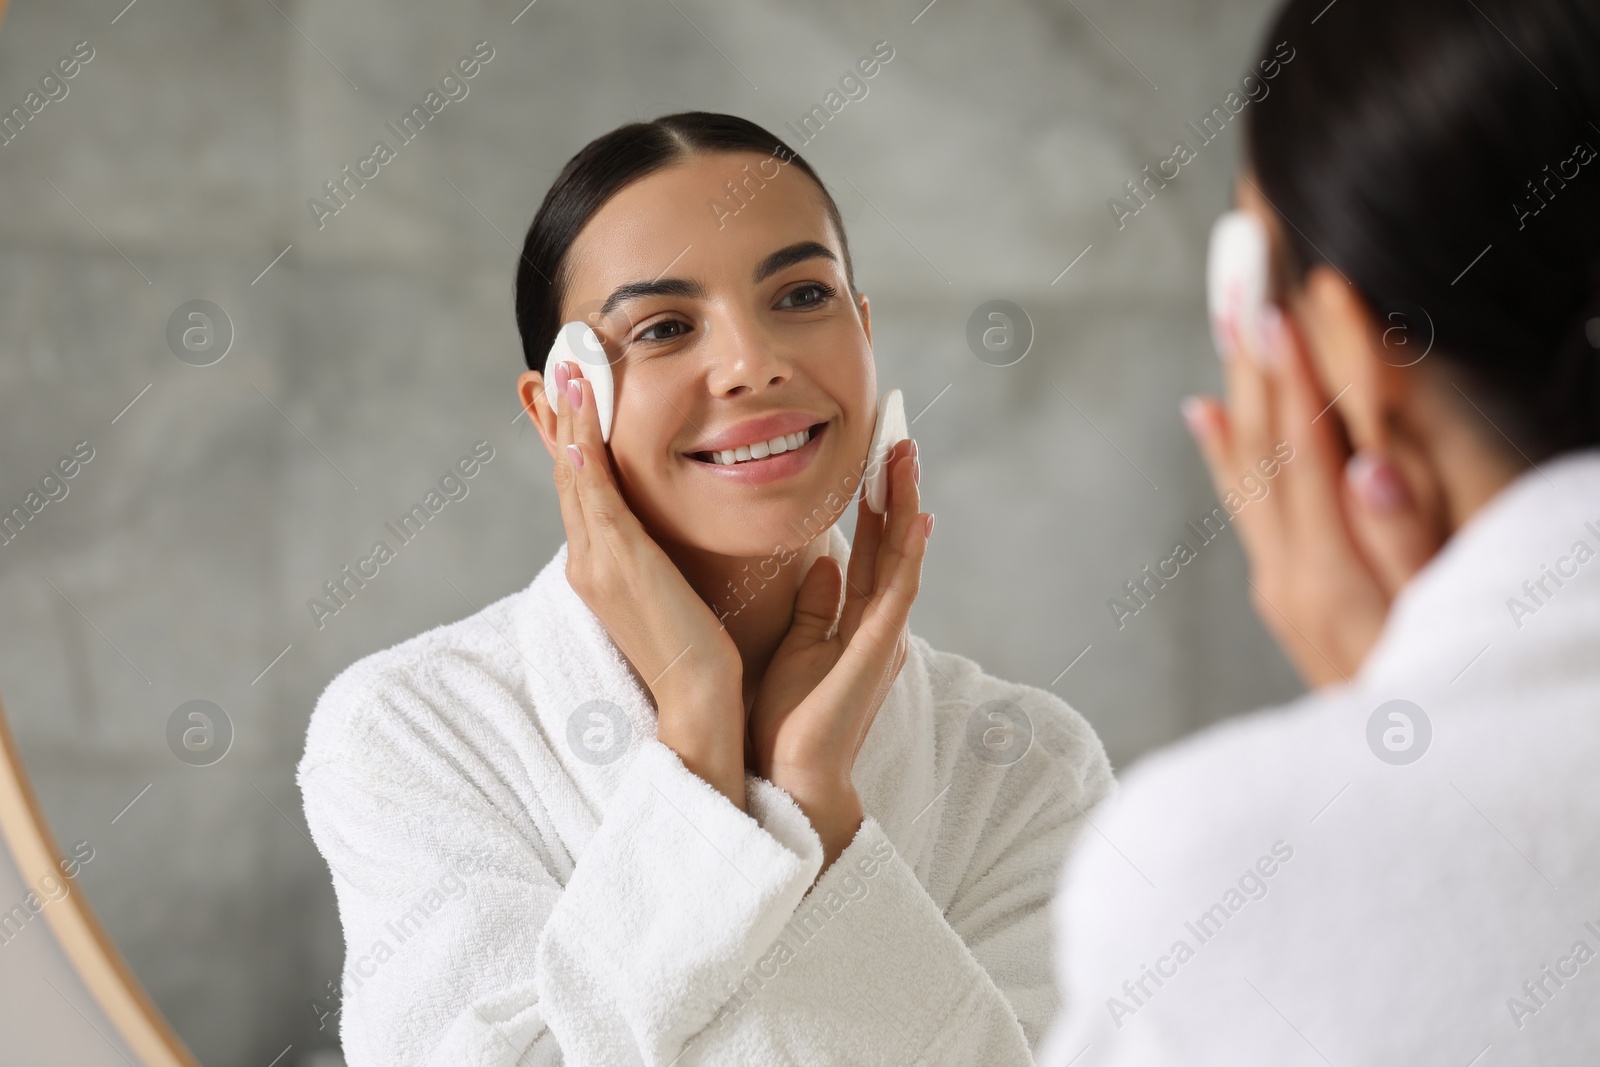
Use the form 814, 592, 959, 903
1358, 446, 1600, 692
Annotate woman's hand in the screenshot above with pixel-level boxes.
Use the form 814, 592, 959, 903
1182, 307, 1440, 688
747, 438, 932, 873
549, 360, 747, 808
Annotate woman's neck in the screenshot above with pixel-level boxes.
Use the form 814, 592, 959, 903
1417, 373, 1530, 534
664, 533, 835, 712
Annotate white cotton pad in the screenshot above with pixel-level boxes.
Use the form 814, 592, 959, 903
543, 320, 615, 442
1205, 210, 1269, 358
863, 388, 909, 514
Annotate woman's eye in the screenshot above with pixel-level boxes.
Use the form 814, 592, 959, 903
636, 318, 688, 344
777, 283, 836, 309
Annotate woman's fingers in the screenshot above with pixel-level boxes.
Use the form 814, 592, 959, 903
549, 361, 590, 558
856, 443, 929, 660
802, 507, 928, 736
787, 556, 846, 646
873, 440, 920, 600
827, 440, 928, 687
1181, 394, 1234, 502
564, 369, 645, 558
843, 509, 929, 759
879, 505, 931, 630
553, 360, 575, 452
1269, 311, 1353, 540
847, 502, 931, 670
752, 444, 932, 787
842, 467, 886, 633
1222, 310, 1275, 470
1181, 393, 1282, 561
1343, 450, 1441, 595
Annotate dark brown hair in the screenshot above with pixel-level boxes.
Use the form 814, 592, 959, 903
513, 111, 855, 372
1246, 0, 1600, 458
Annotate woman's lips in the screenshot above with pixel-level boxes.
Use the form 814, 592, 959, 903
685, 421, 828, 486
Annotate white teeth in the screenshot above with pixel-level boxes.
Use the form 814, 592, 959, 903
705, 427, 812, 465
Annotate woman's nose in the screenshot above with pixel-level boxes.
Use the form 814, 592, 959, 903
704, 314, 792, 397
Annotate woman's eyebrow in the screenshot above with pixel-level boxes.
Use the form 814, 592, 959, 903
751, 240, 837, 283
596, 241, 838, 318
598, 277, 705, 318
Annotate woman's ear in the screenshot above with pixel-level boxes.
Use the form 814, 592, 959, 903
856, 292, 872, 349
517, 369, 563, 463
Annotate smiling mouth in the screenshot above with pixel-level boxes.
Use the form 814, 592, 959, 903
688, 421, 829, 466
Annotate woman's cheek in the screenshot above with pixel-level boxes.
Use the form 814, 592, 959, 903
604, 429, 654, 507
615, 427, 692, 531
848, 363, 878, 468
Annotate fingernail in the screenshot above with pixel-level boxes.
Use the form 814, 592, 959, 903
1180, 396, 1206, 437
924, 513, 935, 538
567, 379, 583, 409
1346, 450, 1406, 513
566, 443, 584, 469
554, 361, 570, 392
912, 456, 922, 485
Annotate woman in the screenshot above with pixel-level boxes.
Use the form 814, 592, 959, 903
298, 112, 1112, 1065
1042, 0, 1600, 1062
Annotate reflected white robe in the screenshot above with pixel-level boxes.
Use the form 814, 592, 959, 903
299, 523, 1112, 1065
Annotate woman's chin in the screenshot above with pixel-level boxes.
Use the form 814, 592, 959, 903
653, 491, 848, 559
685, 515, 835, 559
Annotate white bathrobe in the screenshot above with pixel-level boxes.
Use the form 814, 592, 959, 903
1038, 447, 1600, 1066
298, 523, 1113, 1066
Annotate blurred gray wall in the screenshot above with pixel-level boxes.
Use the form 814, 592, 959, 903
0, 0, 1302, 1063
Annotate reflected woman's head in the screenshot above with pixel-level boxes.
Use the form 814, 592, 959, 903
1240, 0, 1600, 487
514, 113, 876, 559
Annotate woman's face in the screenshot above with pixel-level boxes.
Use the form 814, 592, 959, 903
525, 150, 876, 558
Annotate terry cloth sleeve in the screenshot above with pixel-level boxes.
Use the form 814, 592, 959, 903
679, 677, 1115, 1064
534, 737, 828, 1063
680, 806, 1096, 1065
297, 665, 829, 1067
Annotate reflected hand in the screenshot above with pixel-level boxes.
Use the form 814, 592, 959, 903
546, 360, 746, 805
747, 439, 931, 873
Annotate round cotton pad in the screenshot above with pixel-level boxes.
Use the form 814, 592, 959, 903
1205, 210, 1269, 358
863, 388, 909, 514
543, 320, 615, 442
